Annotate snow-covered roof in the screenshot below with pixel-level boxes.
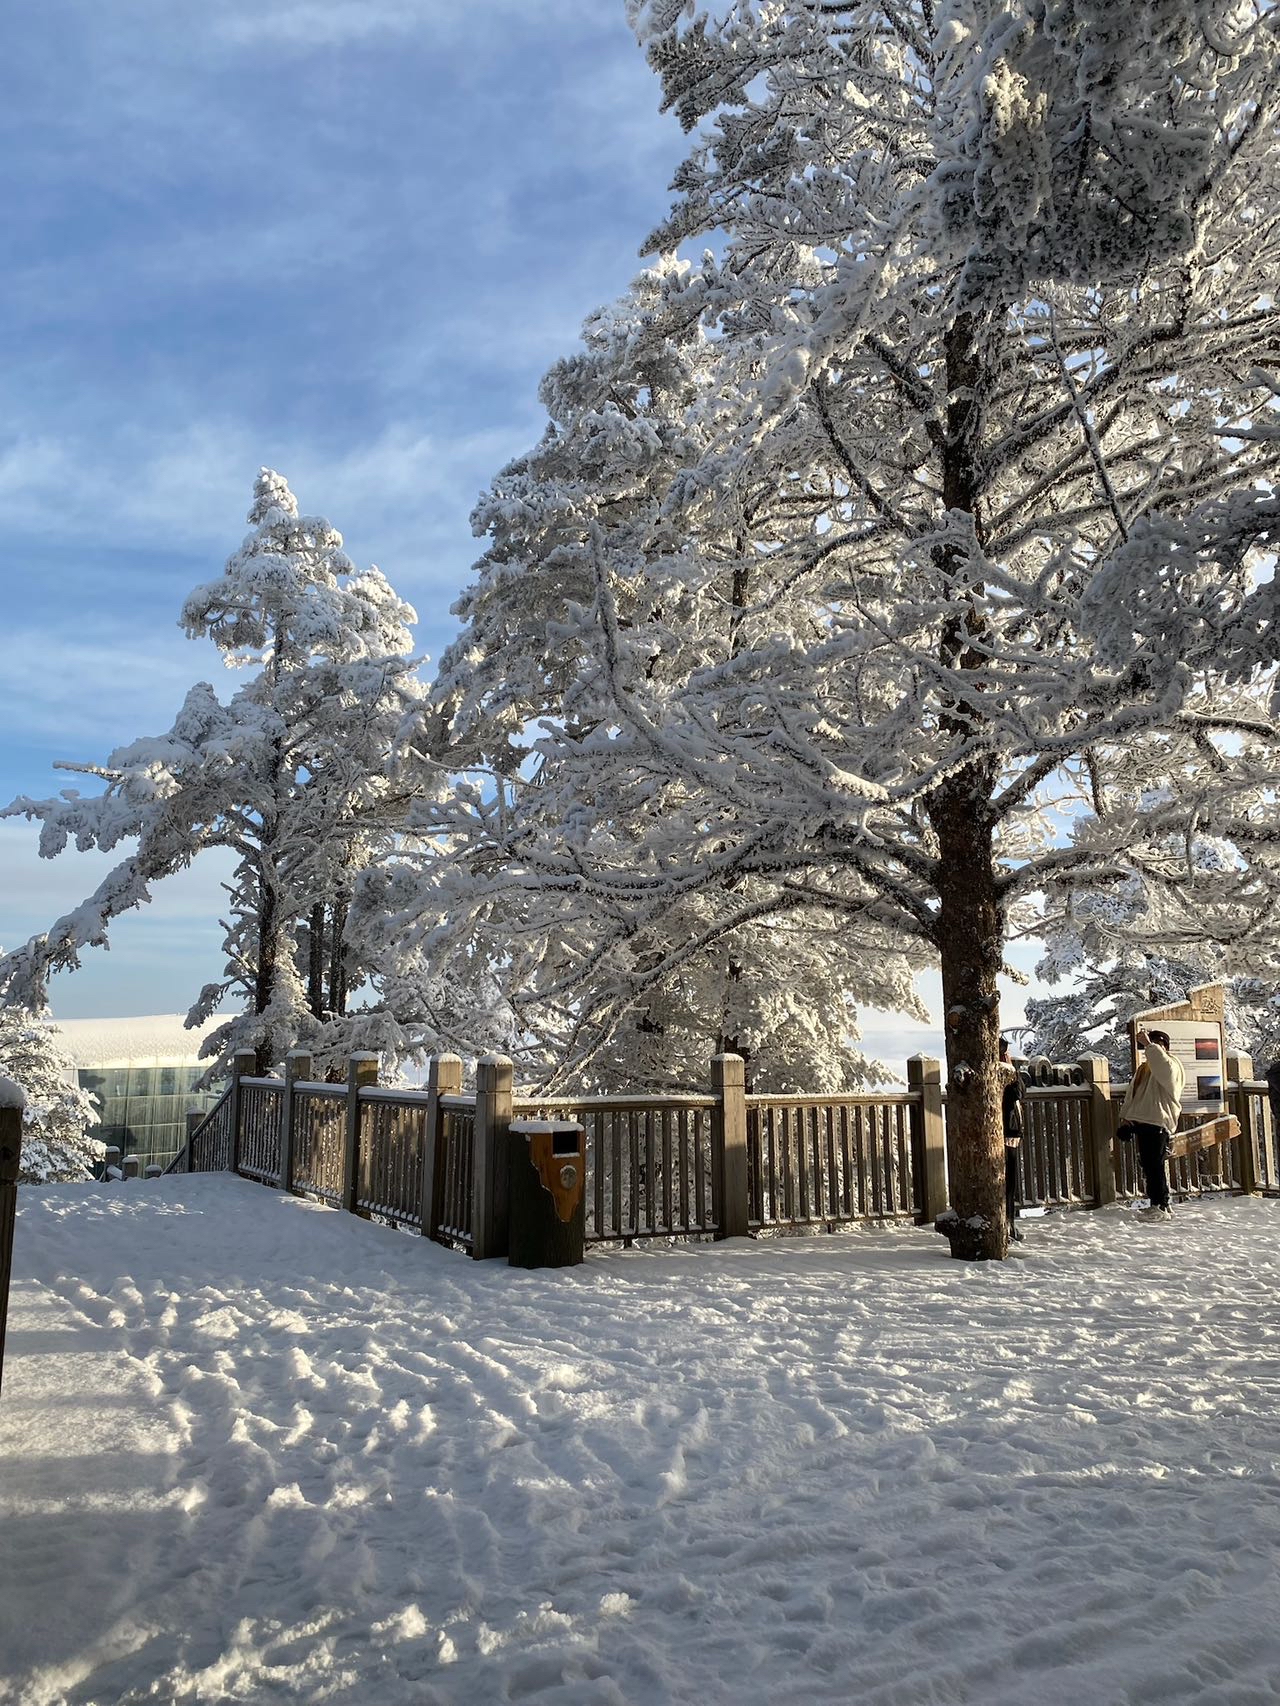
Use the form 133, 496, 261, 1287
52, 1014, 225, 1069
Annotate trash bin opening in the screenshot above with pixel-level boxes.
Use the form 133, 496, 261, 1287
552, 1132, 580, 1156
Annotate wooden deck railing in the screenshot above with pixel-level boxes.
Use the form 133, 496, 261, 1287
745, 1093, 921, 1229
513, 1094, 720, 1243
166, 1081, 235, 1174
356, 1089, 428, 1229
1015, 1088, 1096, 1209
291, 1083, 345, 1204
237, 1078, 284, 1183
168, 1043, 1273, 1261
433, 1094, 477, 1249
1238, 1079, 1278, 1194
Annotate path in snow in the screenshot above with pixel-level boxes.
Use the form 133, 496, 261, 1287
2, 1177, 1279, 1705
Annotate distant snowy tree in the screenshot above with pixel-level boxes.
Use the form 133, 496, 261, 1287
1, 471, 423, 1076
1229, 980, 1280, 1072
405, 1, 1280, 1256
0, 1005, 102, 1183
1025, 848, 1280, 1074
1023, 959, 1280, 1079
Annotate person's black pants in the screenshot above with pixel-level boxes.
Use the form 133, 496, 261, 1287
1131, 1122, 1171, 1209
1005, 1145, 1020, 1233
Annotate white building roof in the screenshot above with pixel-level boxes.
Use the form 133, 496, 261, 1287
54, 1013, 226, 1069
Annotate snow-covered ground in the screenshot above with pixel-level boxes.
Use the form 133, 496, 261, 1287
3, 1179, 1280, 1706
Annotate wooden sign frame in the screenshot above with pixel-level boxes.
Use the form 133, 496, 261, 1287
1129, 984, 1228, 1128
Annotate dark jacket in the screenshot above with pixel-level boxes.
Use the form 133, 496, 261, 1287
1001, 1062, 1025, 1147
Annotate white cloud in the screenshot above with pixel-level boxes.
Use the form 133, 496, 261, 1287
0, 411, 519, 556
0, 821, 236, 1022
0, 822, 236, 932
0, 625, 224, 747
212, 0, 591, 53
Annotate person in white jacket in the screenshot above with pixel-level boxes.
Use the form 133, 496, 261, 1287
1118, 1030, 1186, 1217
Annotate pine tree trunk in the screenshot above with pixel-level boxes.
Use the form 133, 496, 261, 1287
929, 311, 1006, 1259
718, 969, 752, 1093
327, 897, 348, 1017
254, 869, 279, 1076
255, 660, 288, 1076
932, 783, 1006, 1260
308, 901, 326, 1019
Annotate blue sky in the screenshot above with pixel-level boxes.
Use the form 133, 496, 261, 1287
0, 1, 687, 1015
0, 0, 1035, 1058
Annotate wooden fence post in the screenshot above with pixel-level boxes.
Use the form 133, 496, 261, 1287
710, 1053, 749, 1239
1079, 1054, 1117, 1208
341, 1054, 380, 1216
472, 1057, 514, 1260
280, 1050, 311, 1196
185, 1109, 202, 1173
0, 1086, 25, 1397
1226, 1052, 1259, 1196
419, 1053, 463, 1241
907, 1056, 948, 1223
229, 1050, 256, 1175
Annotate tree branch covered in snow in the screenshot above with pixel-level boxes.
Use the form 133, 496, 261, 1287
1, 472, 425, 1079
0, 1005, 103, 1183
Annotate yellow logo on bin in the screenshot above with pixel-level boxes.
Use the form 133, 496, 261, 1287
524, 1128, 584, 1222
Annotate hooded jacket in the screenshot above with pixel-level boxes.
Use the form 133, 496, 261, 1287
1000, 1061, 1024, 1147
1119, 1041, 1185, 1133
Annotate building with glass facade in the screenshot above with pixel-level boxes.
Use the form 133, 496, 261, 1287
58, 1015, 227, 1174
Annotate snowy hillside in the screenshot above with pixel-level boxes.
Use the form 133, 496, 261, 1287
3, 1178, 1279, 1704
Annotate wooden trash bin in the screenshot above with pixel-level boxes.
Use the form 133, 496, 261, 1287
508, 1120, 586, 1269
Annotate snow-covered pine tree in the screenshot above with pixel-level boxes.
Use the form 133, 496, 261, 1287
418, 1, 1280, 1255
0, 1005, 103, 1183
389, 259, 928, 1090
1, 471, 423, 1077
617, 0, 1280, 1258
1024, 855, 1280, 1075
1022, 961, 1280, 1080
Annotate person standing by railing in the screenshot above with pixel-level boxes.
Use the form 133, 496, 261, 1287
1266, 1057, 1280, 1152
1118, 1030, 1185, 1220
999, 1038, 1026, 1242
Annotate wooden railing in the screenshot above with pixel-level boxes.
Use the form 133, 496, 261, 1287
433, 1095, 476, 1249
1145, 1106, 1241, 1202
513, 1094, 719, 1243
237, 1079, 284, 1184
169, 1043, 1274, 1261
0, 1097, 20, 1396
745, 1093, 921, 1229
356, 1089, 428, 1229
291, 1083, 345, 1204
1238, 1080, 1278, 1194
168, 1082, 235, 1174
1016, 1088, 1096, 1209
